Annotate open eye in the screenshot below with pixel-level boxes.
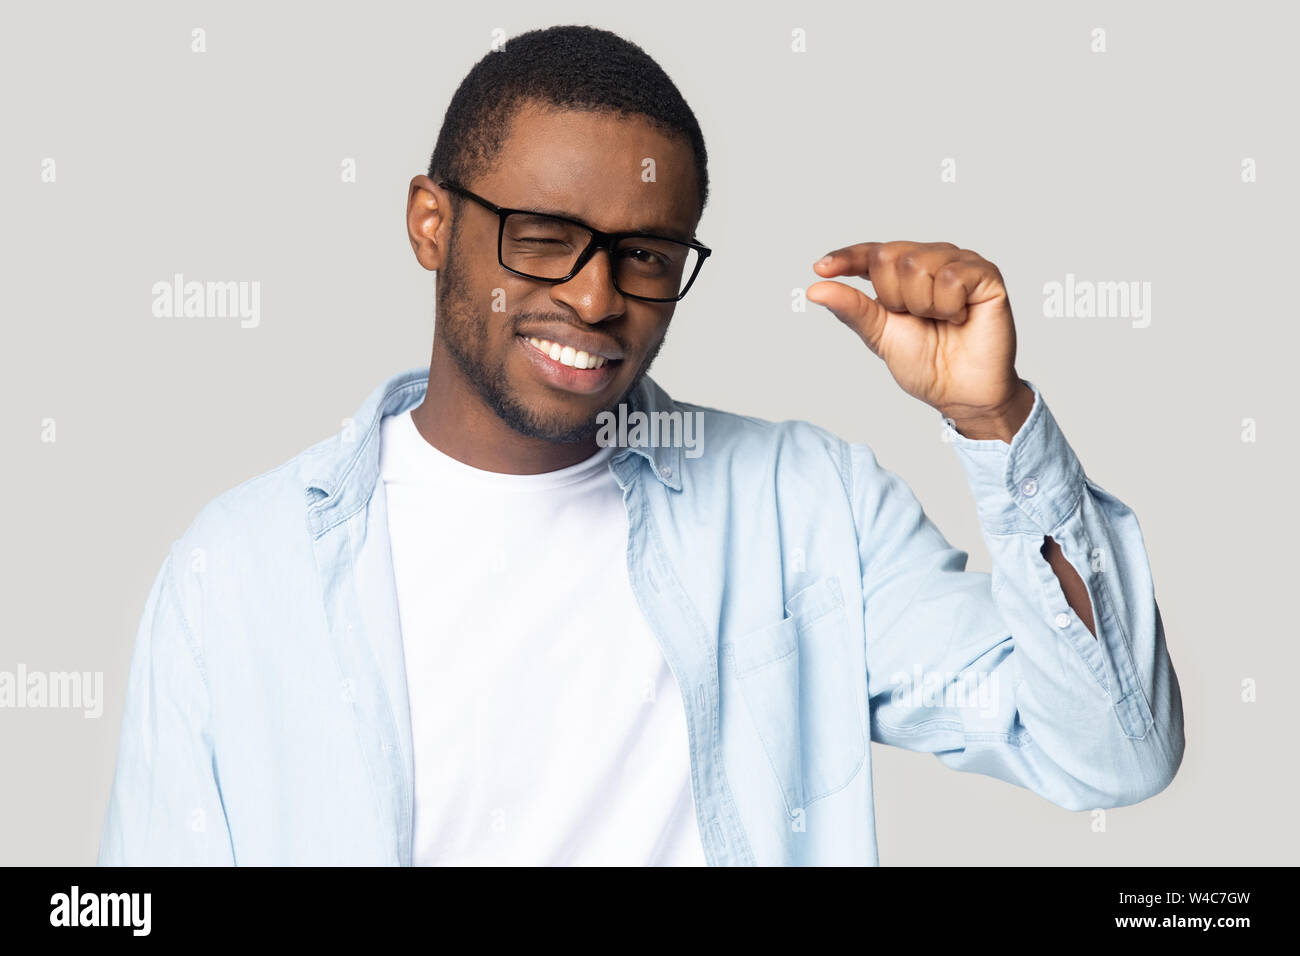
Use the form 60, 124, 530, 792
621, 246, 670, 266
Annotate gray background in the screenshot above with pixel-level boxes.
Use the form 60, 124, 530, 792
1, 0, 1294, 865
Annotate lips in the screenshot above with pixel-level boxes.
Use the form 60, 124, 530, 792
516, 334, 622, 395
515, 327, 625, 362
524, 336, 610, 370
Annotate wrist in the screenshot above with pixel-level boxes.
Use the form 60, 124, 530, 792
942, 381, 1034, 443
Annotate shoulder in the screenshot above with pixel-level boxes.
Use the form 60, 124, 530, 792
684, 398, 844, 449
171, 368, 419, 550
186, 435, 336, 537
667, 396, 855, 496
163, 430, 347, 614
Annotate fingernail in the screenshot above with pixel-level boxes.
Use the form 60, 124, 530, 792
816, 254, 834, 268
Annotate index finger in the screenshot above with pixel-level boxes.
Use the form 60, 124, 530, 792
813, 242, 884, 279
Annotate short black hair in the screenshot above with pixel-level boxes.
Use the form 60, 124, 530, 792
426, 24, 709, 220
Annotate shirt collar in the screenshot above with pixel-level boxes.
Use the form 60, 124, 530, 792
304, 366, 682, 535
610, 372, 685, 492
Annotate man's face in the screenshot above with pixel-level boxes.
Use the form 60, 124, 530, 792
430, 104, 702, 444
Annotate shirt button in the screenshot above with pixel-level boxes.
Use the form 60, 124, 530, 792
1054, 612, 1071, 628
1020, 476, 1039, 497
660, 465, 673, 479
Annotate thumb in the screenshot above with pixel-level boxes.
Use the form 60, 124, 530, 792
806, 279, 888, 354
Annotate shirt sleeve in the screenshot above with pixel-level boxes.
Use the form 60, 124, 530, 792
851, 379, 1184, 810
97, 544, 236, 865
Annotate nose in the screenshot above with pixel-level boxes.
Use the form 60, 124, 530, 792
548, 246, 627, 323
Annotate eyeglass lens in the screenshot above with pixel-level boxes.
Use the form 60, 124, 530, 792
501, 212, 700, 300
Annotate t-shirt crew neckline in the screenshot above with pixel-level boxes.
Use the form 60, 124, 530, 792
381, 409, 619, 489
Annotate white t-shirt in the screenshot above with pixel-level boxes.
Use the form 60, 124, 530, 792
378, 409, 708, 866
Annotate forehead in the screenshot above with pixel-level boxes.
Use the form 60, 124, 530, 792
476, 102, 701, 240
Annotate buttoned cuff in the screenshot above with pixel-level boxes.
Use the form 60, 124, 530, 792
942, 379, 1085, 535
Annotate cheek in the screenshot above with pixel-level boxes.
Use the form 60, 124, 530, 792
633, 311, 672, 351
446, 259, 519, 331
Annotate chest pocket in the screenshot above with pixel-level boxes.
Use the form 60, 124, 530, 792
724, 575, 866, 817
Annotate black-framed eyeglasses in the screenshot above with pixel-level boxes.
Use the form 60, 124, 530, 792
439, 180, 711, 303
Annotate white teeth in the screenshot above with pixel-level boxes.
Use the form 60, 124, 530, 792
525, 336, 610, 369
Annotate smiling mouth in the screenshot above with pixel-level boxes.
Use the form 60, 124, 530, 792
515, 334, 625, 396
522, 335, 621, 370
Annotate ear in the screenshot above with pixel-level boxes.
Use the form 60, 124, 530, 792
406, 175, 453, 272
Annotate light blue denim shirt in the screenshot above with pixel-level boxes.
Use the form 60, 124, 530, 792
98, 366, 1184, 866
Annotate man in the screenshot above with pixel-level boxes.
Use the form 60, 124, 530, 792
98, 24, 1183, 866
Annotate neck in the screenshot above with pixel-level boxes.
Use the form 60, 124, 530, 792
409, 344, 602, 475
